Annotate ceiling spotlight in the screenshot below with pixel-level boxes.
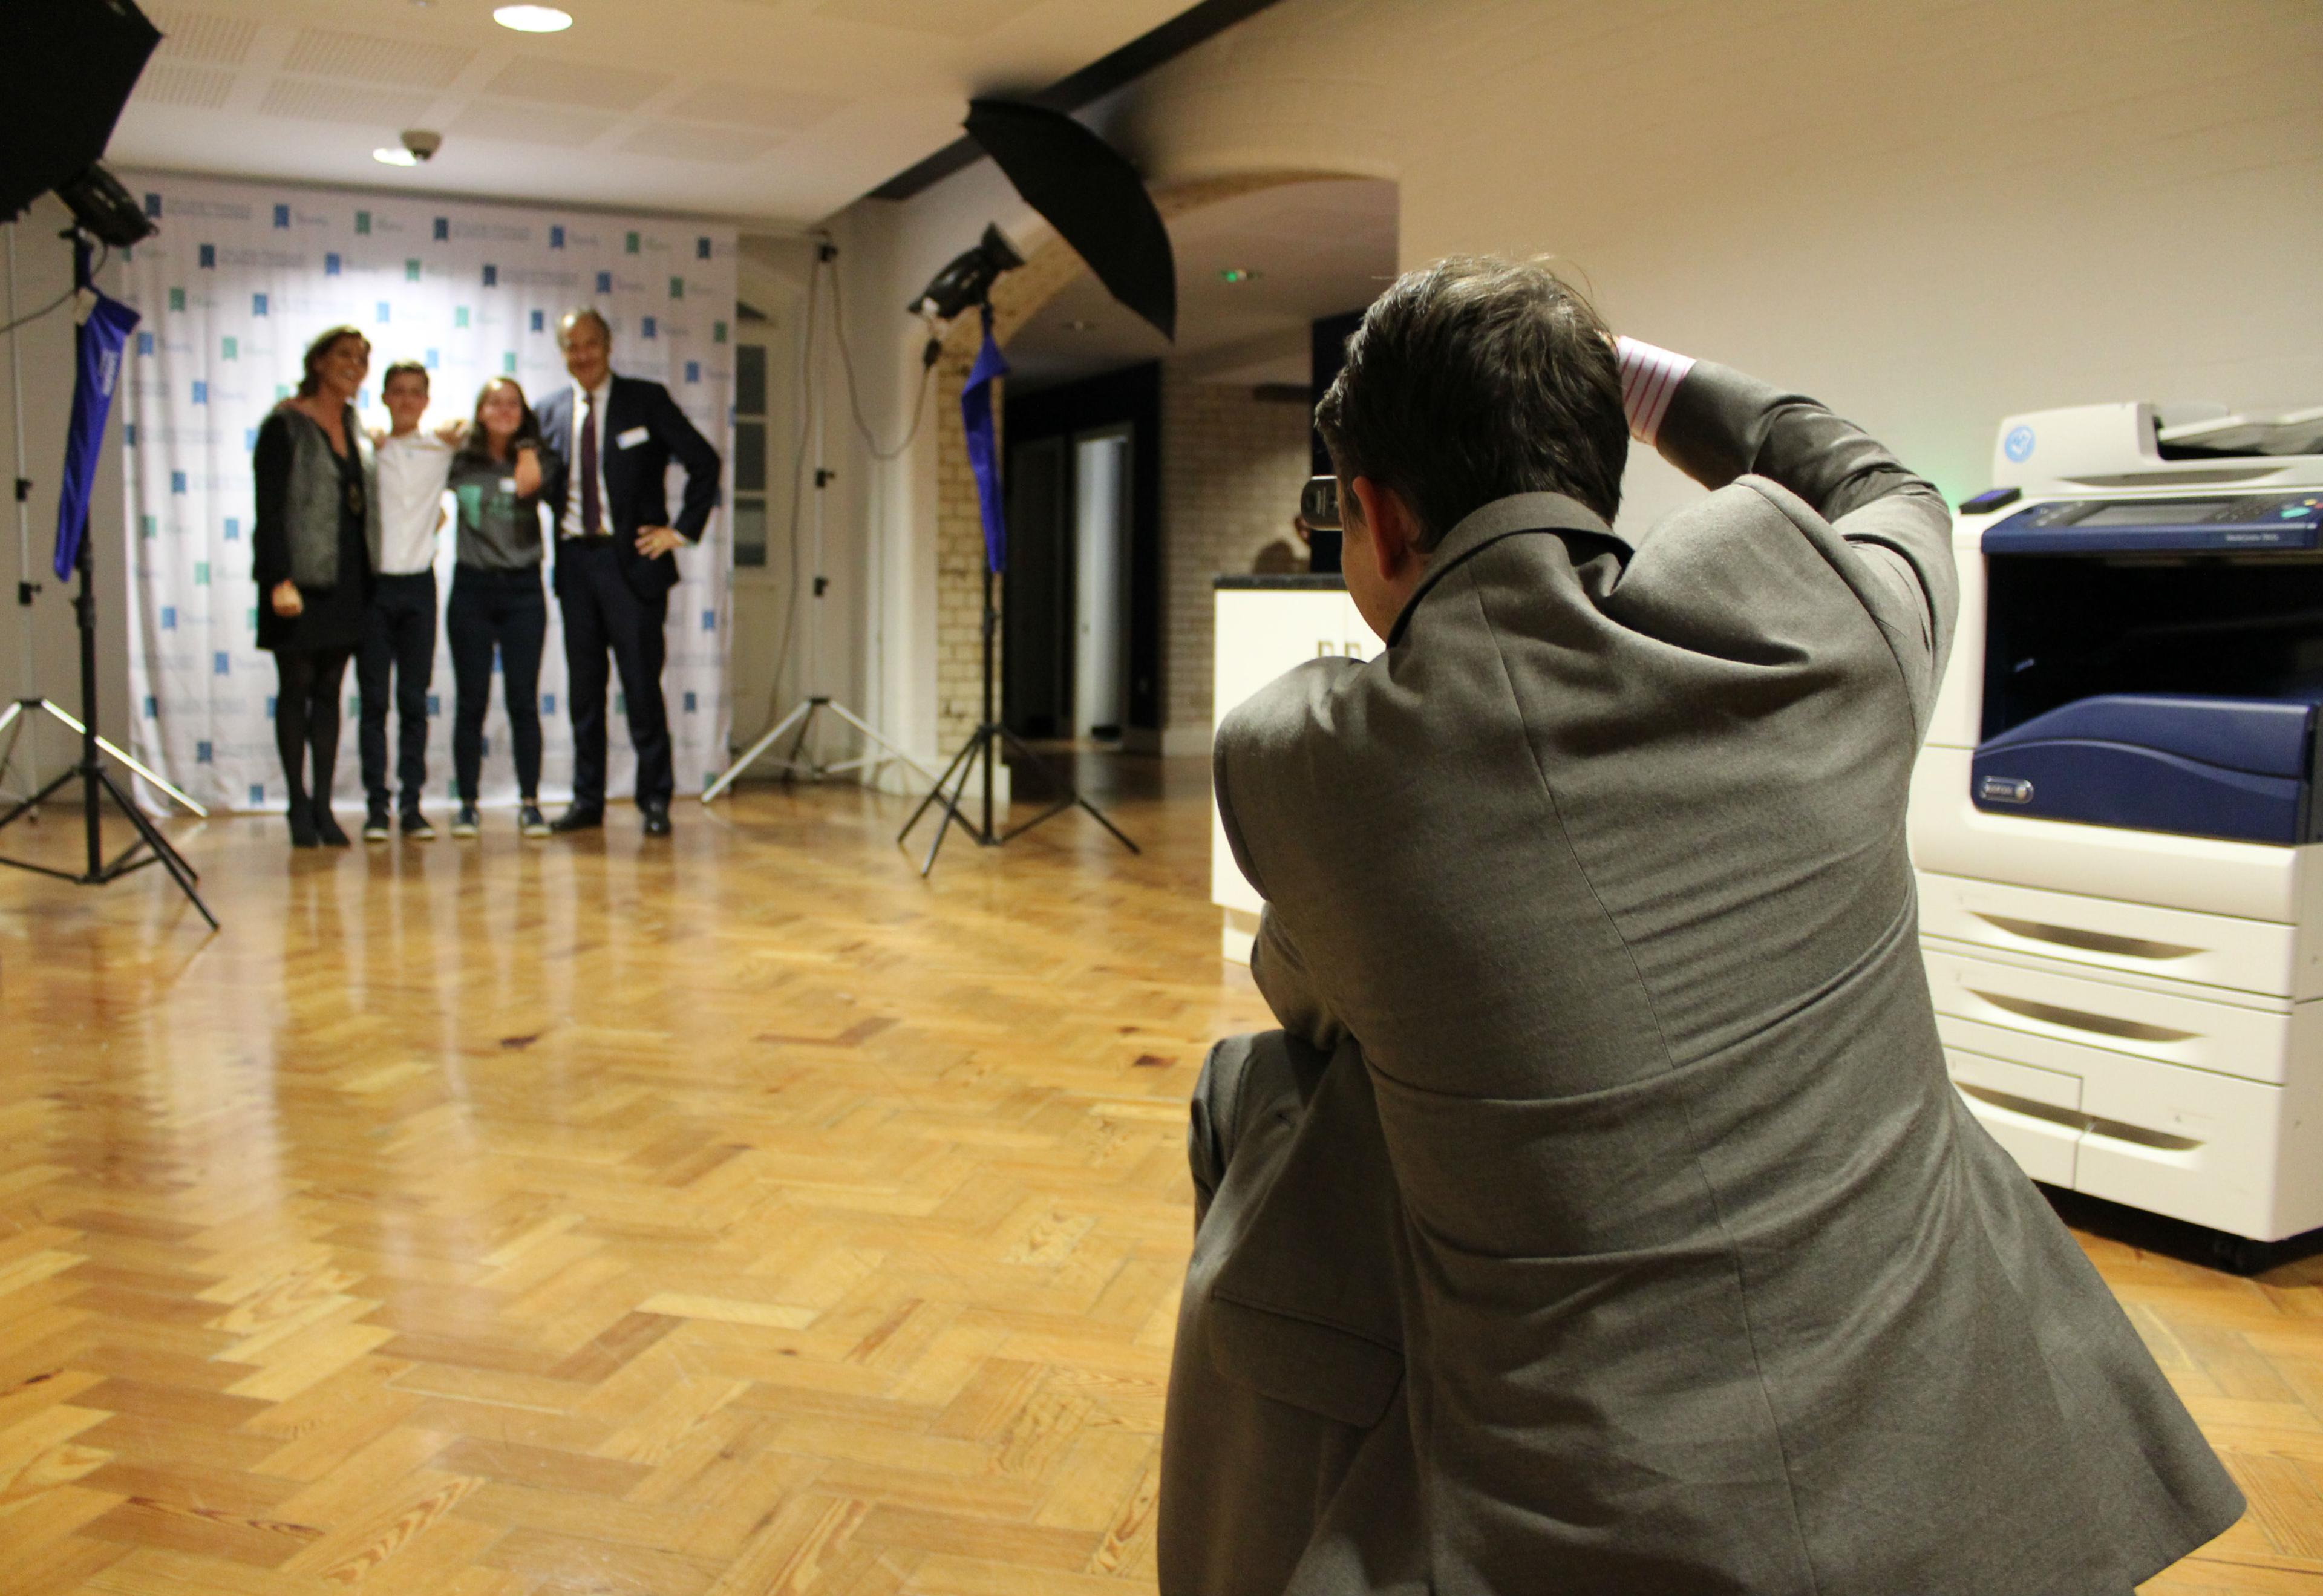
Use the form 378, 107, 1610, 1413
493, 4, 573, 31
373, 146, 419, 166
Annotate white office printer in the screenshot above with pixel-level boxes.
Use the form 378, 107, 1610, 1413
1912, 400, 2323, 1266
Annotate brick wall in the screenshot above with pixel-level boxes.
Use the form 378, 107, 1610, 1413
1160, 371, 1315, 742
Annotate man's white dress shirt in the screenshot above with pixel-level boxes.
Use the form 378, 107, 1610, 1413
560, 376, 614, 540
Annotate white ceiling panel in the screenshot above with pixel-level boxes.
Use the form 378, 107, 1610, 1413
106, 0, 1206, 226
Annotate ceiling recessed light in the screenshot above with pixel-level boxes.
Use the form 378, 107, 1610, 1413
373, 146, 420, 166
493, 4, 573, 32
1218, 267, 1259, 283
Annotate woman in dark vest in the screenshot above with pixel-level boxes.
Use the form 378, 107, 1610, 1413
445, 376, 551, 839
252, 325, 379, 848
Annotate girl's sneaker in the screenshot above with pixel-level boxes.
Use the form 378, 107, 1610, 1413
451, 805, 481, 839
518, 803, 551, 837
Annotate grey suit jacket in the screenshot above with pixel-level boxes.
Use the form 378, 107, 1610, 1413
1166, 362, 2243, 1594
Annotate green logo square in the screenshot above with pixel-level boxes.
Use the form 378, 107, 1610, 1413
194, 562, 210, 586
276, 384, 292, 401
168, 287, 184, 311
625, 231, 640, 254
356, 211, 371, 235
405, 258, 422, 281
454, 306, 471, 328
713, 320, 727, 345
221, 336, 237, 360
247, 607, 258, 630
139, 515, 156, 538
668, 276, 684, 300
503, 351, 517, 374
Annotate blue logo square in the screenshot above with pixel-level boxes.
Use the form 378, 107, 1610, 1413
123, 424, 137, 448
376, 301, 391, 324
491, 653, 502, 674
325, 252, 341, 275
696, 237, 711, 260
200, 741, 216, 764
212, 651, 229, 675
170, 471, 186, 494
137, 332, 153, 356
266, 696, 276, 715
224, 517, 240, 540
160, 606, 176, 630
550, 225, 565, 249
426, 693, 440, 715
483, 264, 498, 287
191, 381, 207, 405
358, 387, 370, 409
701, 609, 715, 631
684, 691, 698, 713
273, 204, 290, 229
250, 783, 265, 805
541, 692, 555, 715
143, 192, 162, 218
143, 696, 157, 718
252, 292, 268, 316
684, 361, 699, 384
198, 243, 215, 269
530, 309, 544, 332
595, 270, 612, 293
425, 348, 439, 369
244, 428, 258, 450
641, 316, 656, 339
434, 217, 450, 240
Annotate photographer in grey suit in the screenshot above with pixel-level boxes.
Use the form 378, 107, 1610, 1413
1162, 258, 2243, 1595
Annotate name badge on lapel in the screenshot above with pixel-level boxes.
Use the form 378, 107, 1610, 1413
615, 425, 650, 449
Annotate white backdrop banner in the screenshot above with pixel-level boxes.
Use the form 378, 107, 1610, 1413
115, 171, 736, 813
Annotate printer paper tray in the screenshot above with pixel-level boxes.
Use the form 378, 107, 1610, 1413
1916, 871, 2304, 999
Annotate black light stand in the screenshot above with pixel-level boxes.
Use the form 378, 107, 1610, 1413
0, 227, 215, 929
895, 564, 1138, 878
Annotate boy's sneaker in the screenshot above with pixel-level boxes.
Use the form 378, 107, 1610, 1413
518, 803, 551, 837
400, 808, 436, 840
362, 802, 392, 842
451, 805, 481, 839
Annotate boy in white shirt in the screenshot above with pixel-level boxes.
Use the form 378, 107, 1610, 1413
360, 362, 454, 839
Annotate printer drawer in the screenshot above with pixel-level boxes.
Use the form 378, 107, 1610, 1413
1916, 871, 2304, 999
1923, 945, 2292, 1085
1944, 1037, 2313, 1241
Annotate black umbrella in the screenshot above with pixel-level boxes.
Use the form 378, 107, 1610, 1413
1, 0, 162, 223
964, 99, 1175, 343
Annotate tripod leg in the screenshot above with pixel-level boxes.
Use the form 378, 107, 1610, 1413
921, 733, 984, 877
822, 701, 939, 786
995, 727, 1140, 854
0, 763, 80, 832
91, 731, 208, 816
702, 699, 814, 802
97, 767, 217, 929
782, 702, 818, 779
898, 733, 978, 845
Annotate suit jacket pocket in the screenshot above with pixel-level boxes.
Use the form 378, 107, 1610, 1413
1208, 1295, 1402, 1428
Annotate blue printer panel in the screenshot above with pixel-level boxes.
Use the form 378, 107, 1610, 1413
1984, 492, 2323, 554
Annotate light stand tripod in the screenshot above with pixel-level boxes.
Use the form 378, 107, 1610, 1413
702, 372, 932, 800
895, 564, 1139, 878
0, 220, 206, 822
0, 225, 214, 929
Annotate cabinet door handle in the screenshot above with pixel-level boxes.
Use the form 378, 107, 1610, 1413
1970, 913, 2201, 963
1968, 989, 2197, 1044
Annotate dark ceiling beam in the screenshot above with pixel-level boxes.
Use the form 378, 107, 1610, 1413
863, 0, 1285, 203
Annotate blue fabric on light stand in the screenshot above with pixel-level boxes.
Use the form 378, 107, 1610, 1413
961, 302, 1009, 574
54, 241, 140, 581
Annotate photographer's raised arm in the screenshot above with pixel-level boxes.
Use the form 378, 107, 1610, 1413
1616, 336, 1956, 703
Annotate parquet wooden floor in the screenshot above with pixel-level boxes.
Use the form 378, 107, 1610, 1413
1, 754, 2319, 1595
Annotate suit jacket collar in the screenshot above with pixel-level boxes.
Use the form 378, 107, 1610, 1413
1387, 489, 1622, 647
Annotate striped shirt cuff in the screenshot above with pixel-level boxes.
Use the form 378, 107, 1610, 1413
1616, 336, 1696, 448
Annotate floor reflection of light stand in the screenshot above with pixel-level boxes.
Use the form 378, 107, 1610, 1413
0, 223, 214, 929
702, 250, 933, 804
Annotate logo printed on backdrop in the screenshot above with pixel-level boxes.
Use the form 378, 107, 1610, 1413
117, 170, 739, 811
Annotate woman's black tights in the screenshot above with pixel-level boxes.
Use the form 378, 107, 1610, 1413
274, 646, 353, 810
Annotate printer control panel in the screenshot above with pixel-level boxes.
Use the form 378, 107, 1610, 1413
1987, 492, 2323, 554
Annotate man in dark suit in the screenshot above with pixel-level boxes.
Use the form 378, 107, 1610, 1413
534, 307, 721, 837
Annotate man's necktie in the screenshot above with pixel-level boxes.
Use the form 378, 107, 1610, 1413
580, 390, 603, 537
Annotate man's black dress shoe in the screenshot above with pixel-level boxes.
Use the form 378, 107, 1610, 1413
641, 800, 672, 838
548, 806, 604, 834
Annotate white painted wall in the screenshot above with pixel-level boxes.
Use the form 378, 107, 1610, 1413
820, 0, 2323, 759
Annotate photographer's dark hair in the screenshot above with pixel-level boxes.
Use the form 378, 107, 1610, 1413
296, 325, 370, 399
1313, 257, 1627, 548
460, 376, 540, 464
